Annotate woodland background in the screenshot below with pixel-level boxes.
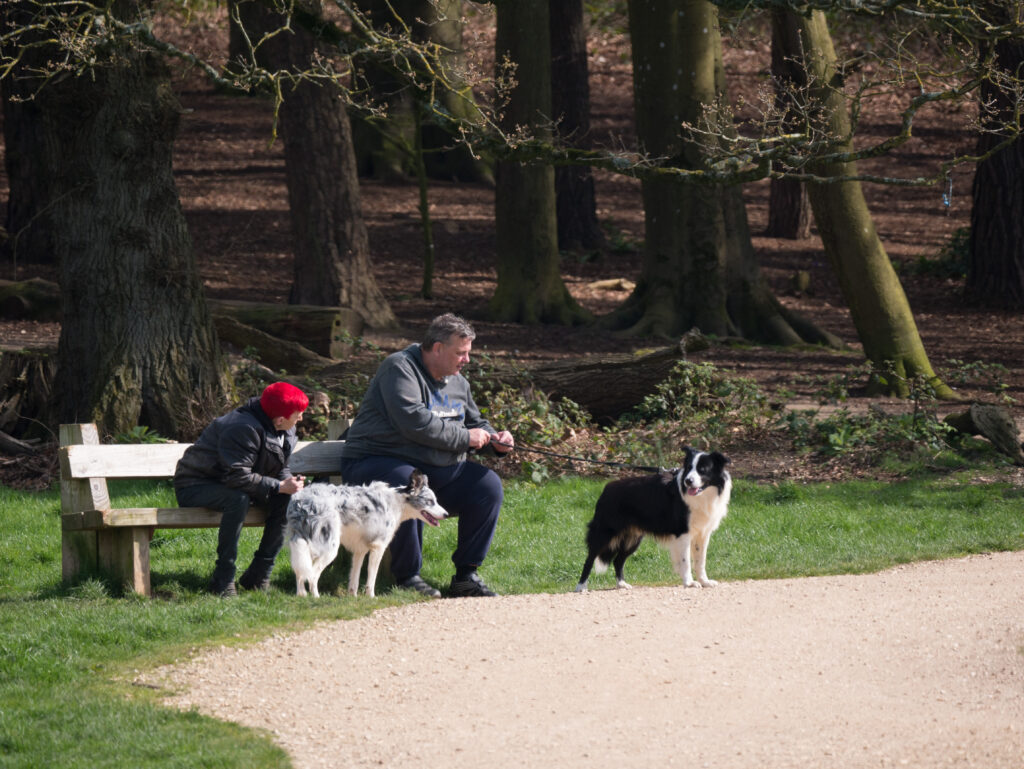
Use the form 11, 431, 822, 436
0, 2, 1022, 487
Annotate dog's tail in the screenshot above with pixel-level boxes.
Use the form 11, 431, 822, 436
593, 556, 610, 574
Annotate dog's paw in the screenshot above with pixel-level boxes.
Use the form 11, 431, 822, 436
616, 580, 633, 590
699, 578, 719, 587
682, 578, 701, 588
574, 583, 588, 593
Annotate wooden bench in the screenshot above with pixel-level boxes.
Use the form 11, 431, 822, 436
59, 423, 345, 596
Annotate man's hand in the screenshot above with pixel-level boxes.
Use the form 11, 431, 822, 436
280, 475, 305, 494
490, 430, 515, 454
468, 428, 493, 450
469, 429, 514, 453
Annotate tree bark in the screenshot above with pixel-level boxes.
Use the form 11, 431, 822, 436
967, 28, 1024, 309
767, 179, 813, 240
249, 1, 398, 329
550, 0, 605, 252
776, 8, 954, 398
766, 11, 813, 240
489, 0, 590, 325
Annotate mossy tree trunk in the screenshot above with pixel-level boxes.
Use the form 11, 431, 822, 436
15, 7, 231, 437
608, 0, 833, 346
489, 0, 590, 325
775, 8, 953, 397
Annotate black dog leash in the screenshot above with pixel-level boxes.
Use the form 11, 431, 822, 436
488, 438, 664, 474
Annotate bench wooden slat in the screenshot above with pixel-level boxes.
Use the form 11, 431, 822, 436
61, 440, 344, 479
62, 507, 270, 531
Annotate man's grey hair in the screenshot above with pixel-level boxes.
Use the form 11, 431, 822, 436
423, 313, 476, 348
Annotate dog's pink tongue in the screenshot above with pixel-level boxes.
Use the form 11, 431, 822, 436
687, 487, 701, 496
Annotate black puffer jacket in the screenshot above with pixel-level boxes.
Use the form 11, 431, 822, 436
173, 398, 297, 503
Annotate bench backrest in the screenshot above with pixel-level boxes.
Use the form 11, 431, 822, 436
60, 440, 345, 480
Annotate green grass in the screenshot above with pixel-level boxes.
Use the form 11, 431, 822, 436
2, 475, 1022, 768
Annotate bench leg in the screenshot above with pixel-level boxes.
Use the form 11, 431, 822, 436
61, 527, 152, 596
62, 530, 99, 586
98, 527, 153, 597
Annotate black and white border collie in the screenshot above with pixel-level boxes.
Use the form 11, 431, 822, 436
575, 447, 732, 592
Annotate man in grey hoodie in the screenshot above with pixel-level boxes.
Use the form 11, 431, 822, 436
339, 314, 514, 597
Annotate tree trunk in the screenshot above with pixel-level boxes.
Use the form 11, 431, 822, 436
250, 1, 398, 329
489, 0, 590, 325
767, 179, 813, 239
776, 8, 954, 398
967, 29, 1024, 309
607, 0, 833, 347
766, 11, 813, 240
32, 37, 230, 436
550, 0, 605, 252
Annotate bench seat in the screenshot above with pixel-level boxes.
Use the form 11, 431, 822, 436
61, 506, 271, 531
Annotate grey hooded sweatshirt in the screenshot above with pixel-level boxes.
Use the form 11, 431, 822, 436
339, 343, 496, 467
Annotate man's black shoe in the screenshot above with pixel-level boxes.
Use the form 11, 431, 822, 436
238, 573, 271, 592
449, 571, 498, 597
209, 580, 237, 598
397, 574, 441, 598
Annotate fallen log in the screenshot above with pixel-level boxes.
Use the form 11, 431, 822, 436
207, 299, 363, 359
476, 331, 711, 421
0, 428, 37, 455
0, 280, 364, 359
0, 278, 62, 321
213, 316, 334, 373
944, 403, 1024, 465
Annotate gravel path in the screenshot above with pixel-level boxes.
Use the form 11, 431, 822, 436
142, 551, 1024, 769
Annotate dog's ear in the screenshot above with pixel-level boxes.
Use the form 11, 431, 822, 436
710, 451, 730, 469
408, 469, 426, 491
